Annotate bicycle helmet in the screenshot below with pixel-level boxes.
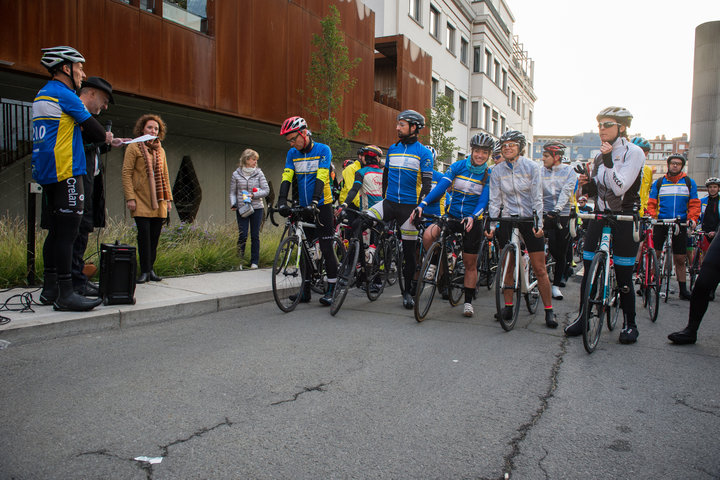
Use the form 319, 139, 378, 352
596, 106, 633, 127
499, 130, 526, 151
426, 145, 437, 161
543, 141, 567, 155
359, 145, 383, 158
280, 116, 307, 135
40, 46, 85, 71
397, 110, 425, 129
470, 133, 496, 150
706, 177, 720, 187
493, 142, 502, 158
631, 136, 651, 152
343, 159, 355, 168
666, 153, 687, 168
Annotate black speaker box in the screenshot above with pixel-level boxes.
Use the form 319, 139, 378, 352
99, 242, 137, 305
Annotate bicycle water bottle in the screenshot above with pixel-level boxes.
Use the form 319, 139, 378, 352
523, 251, 530, 276
448, 251, 457, 271
366, 244, 376, 264
314, 241, 322, 261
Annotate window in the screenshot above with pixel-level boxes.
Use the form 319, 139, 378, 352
529, 110, 533, 126
501, 115, 506, 133
429, 5, 440, 39
409, 0, 422, 23
511, 91, 516, 111
473, 47, 482, 73
484, 104, 491, 131
492, 110, 499, 136
446, 23, 456, 54
459, 96, 467, 124
460, 37, 469, 65
502, 69, 507, 93
471, 101, 479, 128
163, 0, 208, 33
493, 60, 500, 84
485, 49, 492, 76
431, 78, 439, 107
445, 86, 454, 119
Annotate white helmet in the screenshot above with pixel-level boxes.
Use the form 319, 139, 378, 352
41, 46, 85, 71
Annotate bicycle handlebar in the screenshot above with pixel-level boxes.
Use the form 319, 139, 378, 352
570, 212, 640, 242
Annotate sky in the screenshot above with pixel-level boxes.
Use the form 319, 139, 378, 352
505, 0, 720, 139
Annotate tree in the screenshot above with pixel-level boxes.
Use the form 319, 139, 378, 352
302, 5, 369, 159
424, 94, 459, 168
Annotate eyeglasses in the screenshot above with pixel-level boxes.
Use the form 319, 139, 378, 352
598, 121, 620, 129
501, 142, 519, 148
286, 133, 301, 145
668, 161, 684, 167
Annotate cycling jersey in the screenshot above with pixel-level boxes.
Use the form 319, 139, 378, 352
339, 160, 361, 207
384, 140, 433, 204
346, 164, 384, 209
638, 164, 653, 216
582, 137, 644, 213
488, 156, 544, 228
646, 173, 700, 222
421, 157, 490, 219
542, 163, 577, 215
423, 170, 446, 217
700, 195, 719, 233
281, 141, 333, 206
32, 79, 92, 184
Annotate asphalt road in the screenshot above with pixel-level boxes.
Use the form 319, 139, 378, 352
1, 278, 719, 479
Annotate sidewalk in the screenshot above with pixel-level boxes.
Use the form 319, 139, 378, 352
0, 269, 273, 346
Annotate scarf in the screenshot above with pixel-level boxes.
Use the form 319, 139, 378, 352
138, 140, 170, 210
466, 157, 488, 176
242, 167, 257, 176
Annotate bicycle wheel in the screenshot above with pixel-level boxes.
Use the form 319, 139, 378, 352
396, 238, 406, 294
366, 246, 385, 301
582, 251, 607, 353
525, 261, 540, 314
414, 242, 442, 322
645, 248, 660, 323
607, 267, 621, 331
447, 237, 464, 307
689, 249, 700, 291
384, 236, 400, 286
660, 245, 672, 303
330, 240, 360, 316
495, 244, 521, 331
272, 235, 305, 313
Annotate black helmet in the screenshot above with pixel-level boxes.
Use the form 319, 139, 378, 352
596, 106, 633, 127
470, 133, 495, 150
397, 110, 425, 129
543, 141, 567, 155
500, 130, 526, 151
666, 153, 687, 168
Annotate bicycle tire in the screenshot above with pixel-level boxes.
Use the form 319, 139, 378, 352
495, 244, 521, 331
414, 242, 442, 322
525, 260, 540, 314
689, 248, 700, 291
661, 245, 672, 303
384, 236, 400, 286
583, 251, 607, 353
607, 267, 621, 331
272, 235, 305, 313
366, 246, 385, 301
645, 248, 660, 322
447, 237, 464, 307
330, 240, 360, 316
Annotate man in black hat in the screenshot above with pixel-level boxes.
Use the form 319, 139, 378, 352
71, 76, 127, 295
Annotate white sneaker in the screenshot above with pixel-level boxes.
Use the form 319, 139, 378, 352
425, 264, 436, 280
552, 285, 563, 300
463, 303, 474, 317
250, 264, 259, 270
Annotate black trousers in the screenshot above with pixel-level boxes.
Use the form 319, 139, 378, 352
135, 217, 164, 274
42, 177, 84, 276
689, 233, 720, 330
545, 216, 570, 286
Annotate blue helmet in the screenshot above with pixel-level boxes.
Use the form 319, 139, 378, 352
631, 136, 651, 152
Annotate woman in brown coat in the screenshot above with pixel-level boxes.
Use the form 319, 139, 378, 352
122, 114, 173, 283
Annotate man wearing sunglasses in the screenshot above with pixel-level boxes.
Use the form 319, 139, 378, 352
276, 116, 338, 306
565, 106, 645, 344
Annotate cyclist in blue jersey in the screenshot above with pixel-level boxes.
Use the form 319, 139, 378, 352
339, 145, 384, 210
367, 110, 434, 309
33, 46, 106, 312
276, 116, 338, 306
412, 133, 494, 317
422, 146, 446, 218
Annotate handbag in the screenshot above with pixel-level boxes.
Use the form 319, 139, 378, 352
237, 202, 254, 218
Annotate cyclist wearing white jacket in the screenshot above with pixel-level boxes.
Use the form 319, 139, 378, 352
541, 141, 577, 300
565, 106, 644, 344
488, 130, 557, 328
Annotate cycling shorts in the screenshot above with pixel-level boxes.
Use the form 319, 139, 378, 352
367, 199, 417, 241
43, 176, 85, 217
445, 216, 483, 254
495, 220, 545, 253
653, 225, 687, 255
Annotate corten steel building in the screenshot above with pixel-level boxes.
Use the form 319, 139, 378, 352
0, 0, 432, 224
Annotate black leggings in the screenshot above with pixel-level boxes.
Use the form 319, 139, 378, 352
135, 217, 164, 274
42, 177, 84, 276
689, 234, 720, 330
546, 216, 570, 286
302, 204, 338, 281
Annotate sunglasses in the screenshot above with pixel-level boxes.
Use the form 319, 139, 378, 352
502, 142, 519, 148
598, 121, 620, 129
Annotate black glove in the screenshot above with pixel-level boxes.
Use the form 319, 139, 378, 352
573, 164, 588, 176
277, 204, 291, 217
544, 211, 558, 229
602, 152, 613, 169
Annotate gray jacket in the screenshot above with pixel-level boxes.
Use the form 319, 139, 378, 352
583, 137, 644, 212
230, 167, 269, 210
542, 163, 577, 216
488, 156, 545, 228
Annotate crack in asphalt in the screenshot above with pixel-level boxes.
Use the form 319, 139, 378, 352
271, 382, 331, 406
497, 314, 570, 480
674, 395, 720, 417
76, 417, 233, 480
537, 446, 550, 480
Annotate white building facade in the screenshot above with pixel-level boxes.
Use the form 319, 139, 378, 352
363, 0, 536, 166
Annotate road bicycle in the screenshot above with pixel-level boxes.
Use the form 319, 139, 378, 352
687, 229, 710, 291
382, 220, 403, 289
635, 217, 660, 322
571, 212, 639, 353
414, 214, 466, 322
330, 209, 387, 316
475, 217, 499, 293
653, 218, 687, 303
492, 212, 548, 331
269, 206, 345, 312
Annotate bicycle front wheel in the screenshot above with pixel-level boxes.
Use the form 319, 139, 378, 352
414, 242, 441, 322
447, 237, 464, 307
607, 267, 621, 331
645, 248, 660, 322
272, 235, 305, 313
330, 240, 360, 316
583, 251, 607, 353
495, 244, 521, 331
366, 246, 385, 301
525, 259, 540, 314
660, 246, 672, 303
384, 235, 400, 286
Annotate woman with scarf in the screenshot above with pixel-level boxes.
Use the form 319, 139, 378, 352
229, 148, 269, 269
122, 114, 173, 283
